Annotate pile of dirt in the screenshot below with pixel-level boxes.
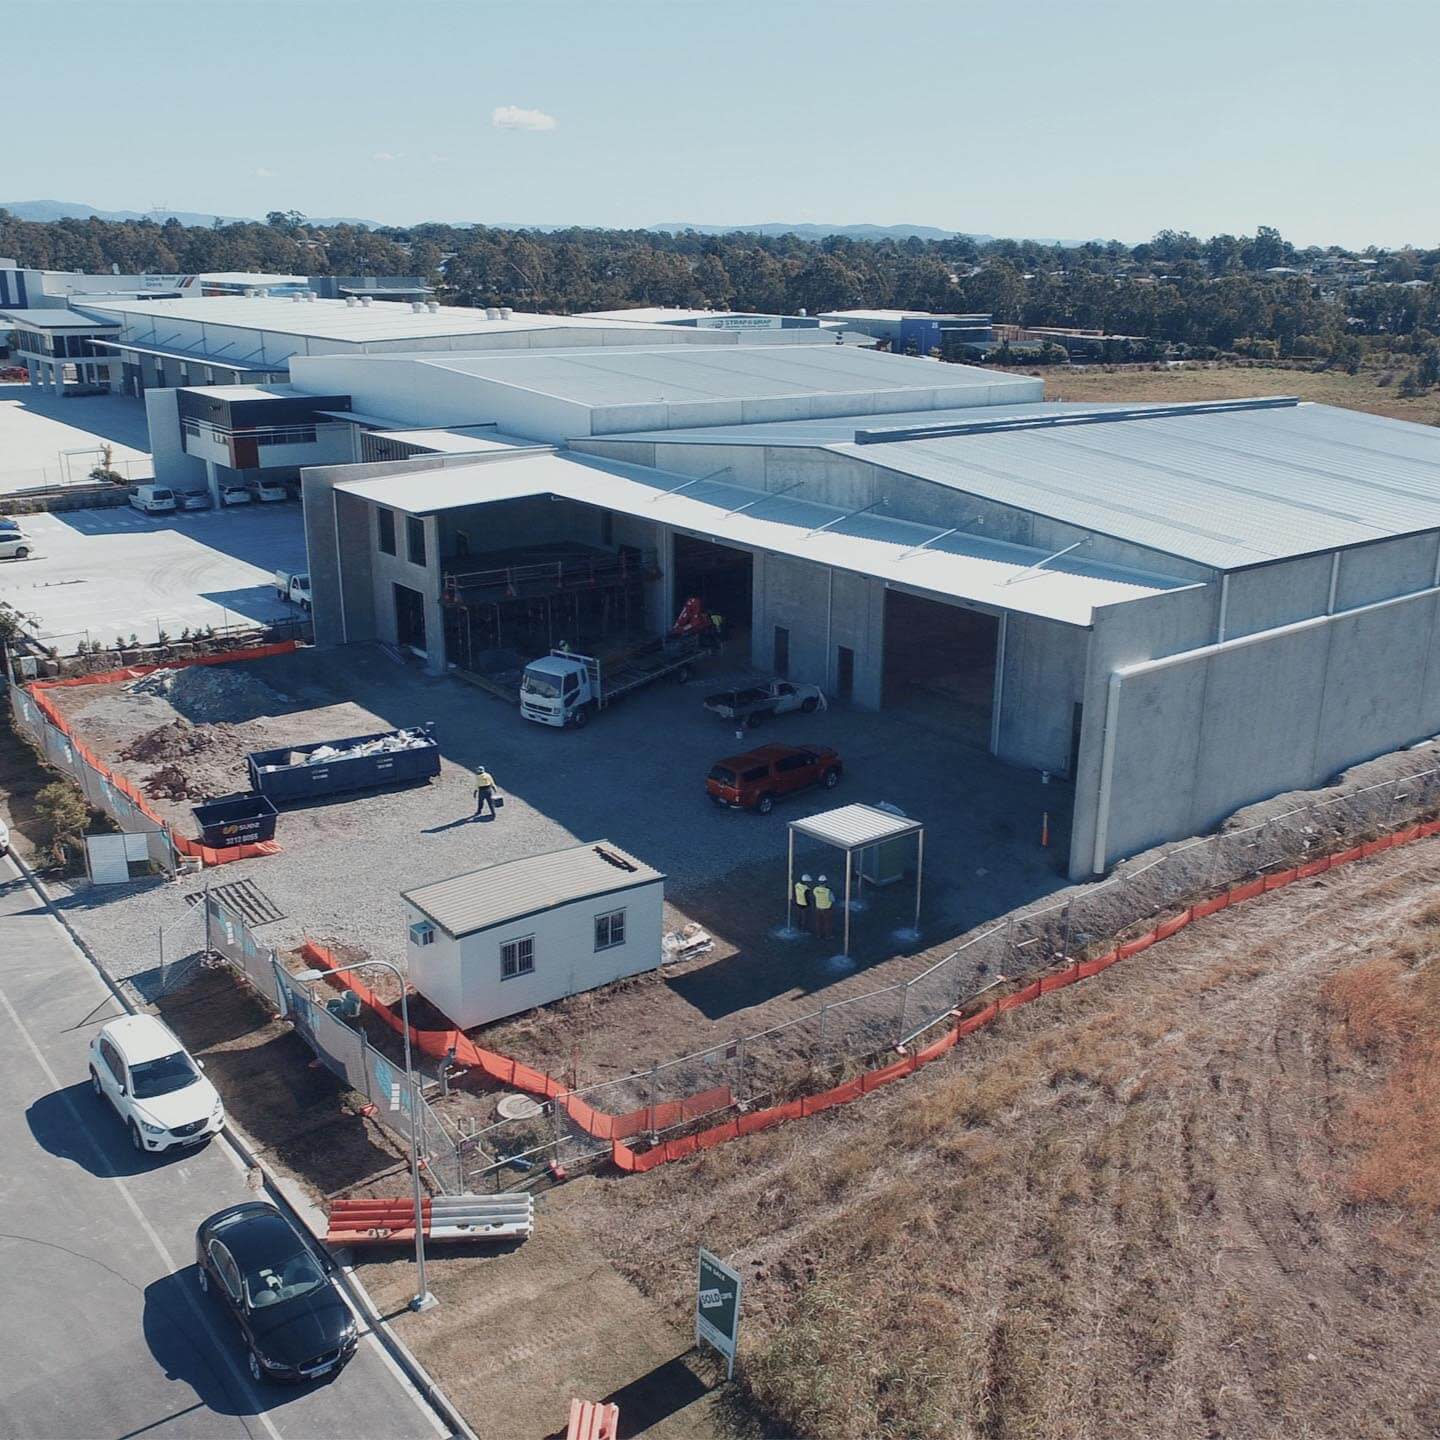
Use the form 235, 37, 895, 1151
120, 718, 219, 764
144, 764, 199, 801
125, 665, 290, 725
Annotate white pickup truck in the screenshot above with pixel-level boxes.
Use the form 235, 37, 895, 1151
704, 678, 826, 728
274, 570, 312, 610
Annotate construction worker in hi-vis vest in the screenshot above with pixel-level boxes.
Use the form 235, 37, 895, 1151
812, 876, 835, 939
794, 873, 813, 931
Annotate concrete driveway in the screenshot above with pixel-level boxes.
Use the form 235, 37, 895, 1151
0, 854, 450, 1440
0, 503, 309, 651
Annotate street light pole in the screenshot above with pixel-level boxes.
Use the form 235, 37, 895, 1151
295, 958, 437, 1313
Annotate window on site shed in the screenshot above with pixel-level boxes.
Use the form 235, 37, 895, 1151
501, 935, 535, 980
594, 909, 626, 951
377, 506, 396, 555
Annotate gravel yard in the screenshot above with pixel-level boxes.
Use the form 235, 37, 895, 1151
46, 642, 1073, 1077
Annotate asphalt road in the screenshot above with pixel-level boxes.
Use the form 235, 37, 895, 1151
0, 854, 449, 1440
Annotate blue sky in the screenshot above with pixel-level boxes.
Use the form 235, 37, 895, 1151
9, 0, 1438, 248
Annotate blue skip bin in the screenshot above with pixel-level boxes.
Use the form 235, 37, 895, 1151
246, 723, 441, 804
191, 790, 279, 848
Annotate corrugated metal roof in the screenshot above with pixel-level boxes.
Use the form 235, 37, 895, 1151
74, 295, 706, 344
790, 803, 923, 850
405, 346, 1040, 409
403, 840, 663, 937
603, 399, 1440, 571
0, 307, 121, 329
335, 450, 1180, 626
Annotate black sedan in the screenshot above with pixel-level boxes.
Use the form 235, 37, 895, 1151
195, 1201, 358, 1384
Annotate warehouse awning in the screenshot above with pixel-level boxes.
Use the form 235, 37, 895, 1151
333, 450, 1183, 627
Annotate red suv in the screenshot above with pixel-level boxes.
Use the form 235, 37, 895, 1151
706, 743, 843, 814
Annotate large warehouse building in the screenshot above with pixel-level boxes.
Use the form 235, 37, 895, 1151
87, 292, 1440, 885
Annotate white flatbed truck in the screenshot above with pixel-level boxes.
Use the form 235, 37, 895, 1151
520, 634, 703, 727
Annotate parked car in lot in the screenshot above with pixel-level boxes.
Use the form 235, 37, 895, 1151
178, 489, 211, 510
251, 478, 289, 503
704, 678, 825, 728
0, 815, 9, 857
0, 514, 20, 533
195, 1201, 357, 1384
88, 1013, 224, 1153
220, 483, 253, 506
129, 484, 177, 514
706, 742, 843, 814
0, 530, 33, 560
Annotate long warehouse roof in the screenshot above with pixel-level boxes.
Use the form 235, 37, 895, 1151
334, 450, 1181, 626
71, 294, 708, 344
356, 345, 1039, 408
600, 398, 1440, 571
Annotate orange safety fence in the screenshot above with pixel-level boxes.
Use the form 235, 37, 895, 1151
24, 641, 299, 867
300, 817, 1440, 1176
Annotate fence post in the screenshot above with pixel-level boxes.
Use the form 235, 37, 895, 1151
647, 1062, 658, 1137
736, 1037, 748, 1103
817, 1003, 828, 1059
896, 982, 910, 1047
1060, 901, 1075, 962
202, 879, 212, 958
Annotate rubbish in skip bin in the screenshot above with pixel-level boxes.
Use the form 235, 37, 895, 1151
191, 791, 279, 849
246, 723, 440, 803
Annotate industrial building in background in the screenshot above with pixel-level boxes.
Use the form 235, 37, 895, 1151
9, 282, 1440, 893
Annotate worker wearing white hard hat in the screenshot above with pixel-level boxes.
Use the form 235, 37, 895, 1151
793, 873, 813, 931
812, 875, 835, 939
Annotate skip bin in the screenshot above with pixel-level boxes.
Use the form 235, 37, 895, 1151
246, 722, 441, 804
192, 791, 279, 848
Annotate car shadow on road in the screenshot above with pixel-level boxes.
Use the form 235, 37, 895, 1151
142, 1267, 316, 1418
26, 1081, 198, 1178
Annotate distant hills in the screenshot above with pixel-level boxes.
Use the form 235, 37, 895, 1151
0, 200, 1077, 246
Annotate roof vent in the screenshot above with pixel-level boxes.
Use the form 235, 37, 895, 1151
485, 307, 501, 320
292, 293, 304, 303
359, 295, 372, 307
346, 295, 359, 307
592, 845, 638, 874
499, 306, 513, 319
427, 300, 440, 313
412, 300, 426, 312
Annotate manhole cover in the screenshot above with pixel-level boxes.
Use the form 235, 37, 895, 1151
496, 1093, 543, 1121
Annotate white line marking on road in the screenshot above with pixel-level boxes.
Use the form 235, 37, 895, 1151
0, 979, 285, 1440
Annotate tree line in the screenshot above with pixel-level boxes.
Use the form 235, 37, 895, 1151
3, 210, 1438, 368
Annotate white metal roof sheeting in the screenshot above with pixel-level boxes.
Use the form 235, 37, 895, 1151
607, 401, 1104, 447
403, 840, 663, 937
0, 307, 121, 329
335, 450, 1180, 626
404, 346, 1040, 408
790, 803, 923, 850
73, 295, 701, 344
836, 401, 1440, 569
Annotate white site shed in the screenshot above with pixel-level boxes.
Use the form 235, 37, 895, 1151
401, 841, 665, 1028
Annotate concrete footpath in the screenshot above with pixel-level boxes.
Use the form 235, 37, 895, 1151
0, 852, 450, 1440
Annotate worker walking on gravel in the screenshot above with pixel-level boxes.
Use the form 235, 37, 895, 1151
472, 764, 498, 820
812, 875, 835, 940
794, 873, 813, 932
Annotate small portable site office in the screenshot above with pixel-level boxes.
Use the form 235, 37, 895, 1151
402, 840, 665, 1029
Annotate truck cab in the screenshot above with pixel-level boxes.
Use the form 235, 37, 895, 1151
520, 654, 593, 727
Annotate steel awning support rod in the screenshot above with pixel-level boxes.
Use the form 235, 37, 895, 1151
1001, 539, 1084, 586
722, 480, 805, 516
804, 499, 886, 539
892, 518, 984, 561
647, 466, 732, 502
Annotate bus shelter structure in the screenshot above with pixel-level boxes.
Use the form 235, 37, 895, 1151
786, 803, 925, 957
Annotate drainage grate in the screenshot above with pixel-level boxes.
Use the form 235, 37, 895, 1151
185, 878, 286, 927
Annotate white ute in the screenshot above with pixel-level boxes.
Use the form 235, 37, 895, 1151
89, 1013, 225, 1153
274, 570, 311, 610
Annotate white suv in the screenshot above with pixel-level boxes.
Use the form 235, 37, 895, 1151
89, 1014, 224, 1153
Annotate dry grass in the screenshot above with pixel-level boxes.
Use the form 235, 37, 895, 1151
1322, 949, 1440, 1217
1045, 362, 1440, 426
568, 838, 1440, 1440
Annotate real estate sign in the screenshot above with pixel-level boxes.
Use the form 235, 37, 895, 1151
695, 1248, 742, 1378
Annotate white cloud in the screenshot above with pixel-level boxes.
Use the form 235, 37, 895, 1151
492, 105, 557, 132
255, 167, 278, 178
429, 154, 451, 164
371, 150, 404, 162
